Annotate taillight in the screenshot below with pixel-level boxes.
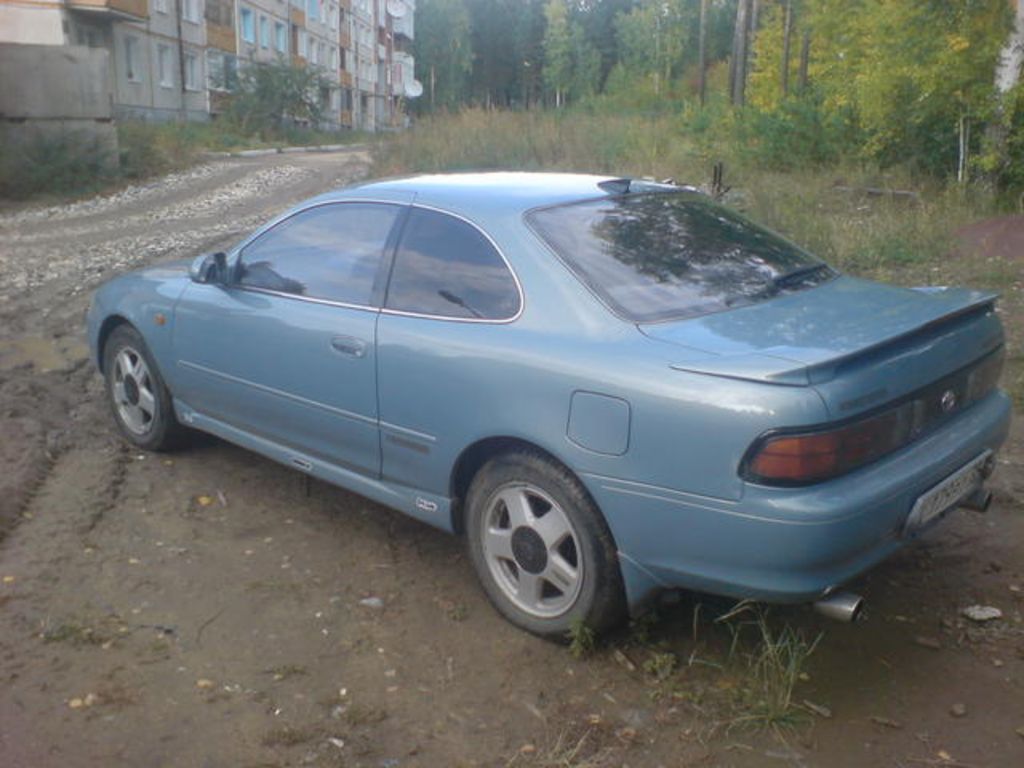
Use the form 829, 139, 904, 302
745, 404, 914, 485
743, 347, 1004, 486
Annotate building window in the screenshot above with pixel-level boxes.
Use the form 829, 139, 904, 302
124, 35, 141, 82
309, 39, 318, 65
259, 15, 270, 48
298, 29, 307, 58
240, 7, 255, 43
153, 0, 168, 13
207, 49, 238, 91
329, 3, 337, 30
306, 0, 318, 22
184, 51, 200, 91
274, 22, 287, 53
182, 0, 200, 23
157, 44, 173, 87
330, 46, 338, 70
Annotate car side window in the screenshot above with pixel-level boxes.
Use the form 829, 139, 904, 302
237, 202, 400, 306
385, 208, 520, 320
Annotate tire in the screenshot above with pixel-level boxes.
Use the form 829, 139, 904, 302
465, 450, 626, 638
103, 325, 184, 451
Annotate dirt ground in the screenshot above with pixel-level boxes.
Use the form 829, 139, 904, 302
1, 152, 1022, 768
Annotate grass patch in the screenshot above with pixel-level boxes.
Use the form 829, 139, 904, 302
40, 616, 114, 647
0, 119, 368, 203
718, 604, 821, 736
566, 619, 597, 659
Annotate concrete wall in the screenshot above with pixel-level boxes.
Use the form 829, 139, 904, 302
0, 5, 66, 45
0, 43, 118, 167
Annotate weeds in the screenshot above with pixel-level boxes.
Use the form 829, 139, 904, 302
505, 727, 617, 768
718, 604, 821, 736
566, 619, 596, 659
642, 651, 678, 682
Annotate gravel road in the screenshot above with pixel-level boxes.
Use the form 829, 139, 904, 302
1, 153, 1022, 768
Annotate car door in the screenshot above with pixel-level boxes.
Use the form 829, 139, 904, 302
172, 201, 403, 477
376, 206, 523, 493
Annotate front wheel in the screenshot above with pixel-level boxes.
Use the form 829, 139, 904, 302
103, 325, 184, 451
465, 451, 626, 638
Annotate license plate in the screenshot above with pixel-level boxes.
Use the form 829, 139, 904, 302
904, 451, 991, 535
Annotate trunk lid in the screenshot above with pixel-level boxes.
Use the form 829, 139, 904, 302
642, 276, 1003, 418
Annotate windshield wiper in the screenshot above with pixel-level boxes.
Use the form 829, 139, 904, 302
772, 262, 833, 288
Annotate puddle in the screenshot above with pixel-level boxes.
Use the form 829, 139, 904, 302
0, 335, 89, 373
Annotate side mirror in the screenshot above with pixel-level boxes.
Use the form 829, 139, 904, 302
190, 252, 228, 285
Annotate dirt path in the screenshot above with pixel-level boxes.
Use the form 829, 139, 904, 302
1, 155, 1022, 767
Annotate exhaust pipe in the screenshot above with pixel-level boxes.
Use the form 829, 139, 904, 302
961, 487, 992, 513
813, 591, 865, 623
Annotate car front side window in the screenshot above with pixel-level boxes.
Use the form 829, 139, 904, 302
385, 208, 520, 321
238, 202, 400, 307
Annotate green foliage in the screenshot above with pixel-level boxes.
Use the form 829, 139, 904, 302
0, 129, 118, 199
410, 0, 1023, 190
567, 618, 597, 659
414, 0, 474, 111
729, 93, 859, 170
227, 59, 330, 136
721, 605, 821, 735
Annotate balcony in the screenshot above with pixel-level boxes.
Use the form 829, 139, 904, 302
66, 0, 147, 22
207, 23, 237, 53
340, 28, 351, 49
339, 70, 353, 88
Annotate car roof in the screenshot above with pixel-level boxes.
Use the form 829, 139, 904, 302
331, 172, 628, 215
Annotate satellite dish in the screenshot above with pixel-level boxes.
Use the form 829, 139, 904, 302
405, 79, 424, 98
386, 0, 406, 18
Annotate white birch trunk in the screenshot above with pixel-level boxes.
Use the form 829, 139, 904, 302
994, 0, 1024, 95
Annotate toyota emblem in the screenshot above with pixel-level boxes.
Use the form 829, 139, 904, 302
940, 389, 957, 413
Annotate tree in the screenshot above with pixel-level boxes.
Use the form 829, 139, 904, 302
729, 0, 752, 105
544, 0, 573, 107
228, 60, 329, 135
985, 0, 1024, 183
414, 0, 473, 112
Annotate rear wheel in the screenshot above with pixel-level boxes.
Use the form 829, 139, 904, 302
465, 451, 625, 638
103, 325, 183, 451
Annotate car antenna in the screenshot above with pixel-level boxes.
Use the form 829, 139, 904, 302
598, 177, 631, 195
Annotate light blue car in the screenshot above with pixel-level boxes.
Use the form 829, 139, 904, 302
87, 172, 1011, 636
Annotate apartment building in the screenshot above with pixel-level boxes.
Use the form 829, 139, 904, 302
0, 0, 418, 130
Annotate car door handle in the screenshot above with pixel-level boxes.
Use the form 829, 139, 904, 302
330, 335, 367, 358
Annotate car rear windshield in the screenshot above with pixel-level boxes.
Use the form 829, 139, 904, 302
527, 192, 835, 323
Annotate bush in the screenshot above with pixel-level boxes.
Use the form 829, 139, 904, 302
729, 96, 860, 171
0, 129, 116, 198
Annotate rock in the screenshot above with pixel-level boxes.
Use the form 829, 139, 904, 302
803, 700, 832, 719
196, 678, 215, 689
327, 737, 345, 750
612, 648, 637, 672
870, 716, 902, 729
359, 597, 384, 609
1015, 726, 1024, 739
68, 698, 84, 709
950, 703, 967, 717
914, 635, 943, 650
962, 605, 1002, 622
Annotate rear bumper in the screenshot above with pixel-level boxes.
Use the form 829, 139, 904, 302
585, 390, 1012, 609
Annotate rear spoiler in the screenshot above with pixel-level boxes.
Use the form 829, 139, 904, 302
668, 292, 999, 387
